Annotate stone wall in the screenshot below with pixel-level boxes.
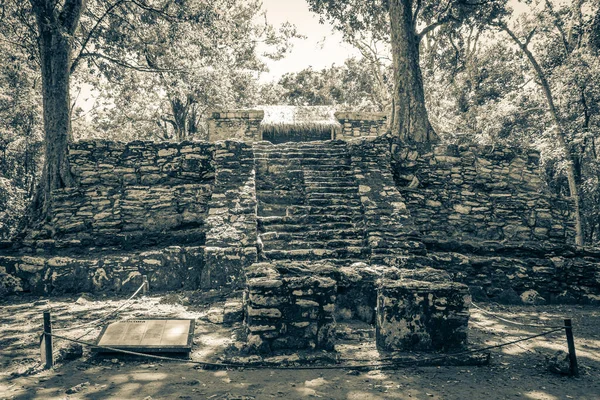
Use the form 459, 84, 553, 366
38, 140, 215, 250
206, 109, 386, 144
244, 262, 337, 352
377, 268, 470, 351
2, 134, 599, 305
335, 112, 387, 140
391, 142, 576, 245
0, 246, 203, 295
201, 141, 258, 288
415, 241, 600, 305
207, 110, 264, 142
348, 137, 425, 266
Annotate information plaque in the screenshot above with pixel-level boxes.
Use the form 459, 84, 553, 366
94, 319, 194, 354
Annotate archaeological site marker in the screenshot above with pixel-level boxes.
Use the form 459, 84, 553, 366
93, 319, 195, 354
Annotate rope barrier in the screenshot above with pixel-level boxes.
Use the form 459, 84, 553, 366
53, 281, 146, 332
44, 326, 564, 371
470, 301, 563, 329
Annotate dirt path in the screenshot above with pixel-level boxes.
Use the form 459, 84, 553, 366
1, 292, 599, 399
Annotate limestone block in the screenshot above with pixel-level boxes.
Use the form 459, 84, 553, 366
376, 277, 470, 352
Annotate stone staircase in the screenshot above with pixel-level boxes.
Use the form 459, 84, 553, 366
253, 141, 368, 265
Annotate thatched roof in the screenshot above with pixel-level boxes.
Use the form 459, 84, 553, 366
258, 105, 341, 136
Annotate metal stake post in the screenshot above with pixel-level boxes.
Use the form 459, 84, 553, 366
564, 319, 579, 377
43, 311, 54, 369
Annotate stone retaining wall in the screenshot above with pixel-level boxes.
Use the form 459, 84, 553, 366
376, 269, 470, 351
201, 141, 258, 288
207, 110, 264, 142
35, 140, 215, 250
244, 262, 337, 352
335, 112, 387, 140
391, 141, 576, 245
0, 246, 203, 295
348, 137, 425, 265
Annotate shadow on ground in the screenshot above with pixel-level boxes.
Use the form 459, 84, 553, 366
1, 292, 599, 400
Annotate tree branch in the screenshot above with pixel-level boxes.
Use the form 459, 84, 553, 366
70, 0, 128, 74
417, 15, 453, 42
59, 0, 84, 34
78, 51, 184, 72
413, 0, 422, 30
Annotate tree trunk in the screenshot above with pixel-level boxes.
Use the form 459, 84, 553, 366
388, 0, 438, 142
30, 0, 82, 221
502, 25, 585, 247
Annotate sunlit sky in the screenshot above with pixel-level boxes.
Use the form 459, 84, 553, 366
259, 0, 530, 82
260, 0, 359, 82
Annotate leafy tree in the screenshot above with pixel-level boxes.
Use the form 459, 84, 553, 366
0, 0, 299, 225
306, 0, 507, 142
490, 0, 600, 246
266, 58, 392, 111
0, 24, 44, 238
75, 0, 300, 142
422, 0, 600, 245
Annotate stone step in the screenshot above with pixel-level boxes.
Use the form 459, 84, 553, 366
261, 239, 366, 250
253, 141, 346, 148
303, 172, 355, 179
260, 228, 364, 241
263, 247, 369, 261
307, 198, 362, 207
258, 221, 357, 233
260, 213, 363, 225
286, 205, 363, 215
302, 165, 353, 172
253, 153, 349, 160
304, 180, 357, 187
305, 192, 360, 199
305, 186, 358, 193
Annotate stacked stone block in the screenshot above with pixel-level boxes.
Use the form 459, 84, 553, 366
244, 262, 336, 352
38, 140, 215, 249
202, 141, 258, 288
376, 268, 470, 352
253, 141, 369, 265
335, 112, 387, 139
348, 137, 425, 265
0, 246, 203, 294
392, 141, 575, 244
207, 110, 264, 142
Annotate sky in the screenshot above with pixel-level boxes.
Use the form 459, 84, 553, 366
258, 0, 531, 82
259, 0, 359, 82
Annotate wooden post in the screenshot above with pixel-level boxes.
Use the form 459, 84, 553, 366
564, 319, 579, 377
43, 311, 53, 369
142, 275, 149, 295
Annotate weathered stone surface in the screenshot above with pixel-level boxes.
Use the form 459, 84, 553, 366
520, 289, 546, 305
207, 110, 264, 142
334, 112, 387, 140
243, 262, 337, 353
2, 134, 599, 307
376, 274, 470, 352
392, 140, 575, 245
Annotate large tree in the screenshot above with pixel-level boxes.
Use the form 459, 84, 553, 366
306, 0, 506, 142
0, 0, 298, 225
78, 0, 299, 142
420, 0, 600, 245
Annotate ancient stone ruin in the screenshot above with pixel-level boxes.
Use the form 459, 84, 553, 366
1, 109, 599, 354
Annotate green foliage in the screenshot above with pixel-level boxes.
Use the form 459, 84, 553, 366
0, 30, 44, 238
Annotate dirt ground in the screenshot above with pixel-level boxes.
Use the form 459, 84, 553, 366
1, 290, 599, 400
